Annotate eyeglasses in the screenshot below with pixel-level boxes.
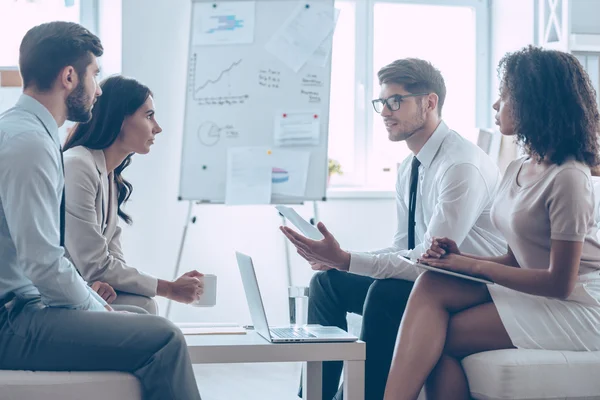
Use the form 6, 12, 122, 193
371, 93, 429, 113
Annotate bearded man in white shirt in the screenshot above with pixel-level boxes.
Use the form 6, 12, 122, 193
0, 22, 202, 400
282, 58, 506, 400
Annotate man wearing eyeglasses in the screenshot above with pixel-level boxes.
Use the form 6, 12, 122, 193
282, 58, 506, 400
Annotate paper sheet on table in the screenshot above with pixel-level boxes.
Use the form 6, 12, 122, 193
275, 205, 324, 240
176, 322, 247, 335
269, 150, 311, 197
307, 8, 341, 67
225, 147, 272, 205
193, 1, 256, 46
265, 2, 336, 72
274, 111, 320, 147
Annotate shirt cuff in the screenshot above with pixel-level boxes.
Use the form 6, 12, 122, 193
550, 232, 587, 242
348, 252, 376, 276
348, 250, 422, 280
87, 286, 108, 307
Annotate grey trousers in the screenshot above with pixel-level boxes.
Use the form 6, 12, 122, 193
0, 295, 202, 400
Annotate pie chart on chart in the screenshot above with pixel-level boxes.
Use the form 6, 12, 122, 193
272, 167, 289, 183
197, 121, 221, 146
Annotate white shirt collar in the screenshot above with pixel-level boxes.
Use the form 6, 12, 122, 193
415, 120, 450, 168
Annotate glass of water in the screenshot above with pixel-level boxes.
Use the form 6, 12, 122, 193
288, 286, 309, 326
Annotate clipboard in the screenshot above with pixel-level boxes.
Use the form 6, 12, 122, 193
403, 257, 494, 285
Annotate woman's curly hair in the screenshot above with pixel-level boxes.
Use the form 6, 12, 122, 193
498, 45, 600, 167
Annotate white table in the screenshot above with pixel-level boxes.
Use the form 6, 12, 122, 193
185, 331, 366, 400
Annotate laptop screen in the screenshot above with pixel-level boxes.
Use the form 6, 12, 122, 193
235, 252, 273, 341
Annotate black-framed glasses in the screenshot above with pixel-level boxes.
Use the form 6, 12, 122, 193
371, 93, 429, 113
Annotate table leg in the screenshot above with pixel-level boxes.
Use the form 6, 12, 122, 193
343, 360, 365, 400
303, 361, 323, 400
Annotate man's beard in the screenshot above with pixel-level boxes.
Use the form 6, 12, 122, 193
66, 80, 92, 123
390, 110, 426, 142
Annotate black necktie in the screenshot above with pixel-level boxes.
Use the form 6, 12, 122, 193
59, 147, 65, 247
408, 156, 421, 250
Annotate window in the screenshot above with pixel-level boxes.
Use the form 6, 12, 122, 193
0, 0, 98, 134
328, 0, 489, 188
0, 0, 99, 67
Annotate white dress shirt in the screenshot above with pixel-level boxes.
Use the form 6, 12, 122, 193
0, 95, 106, 310
349, 121, 506, 280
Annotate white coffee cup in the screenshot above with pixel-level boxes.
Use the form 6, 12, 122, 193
191, 274, 217, 307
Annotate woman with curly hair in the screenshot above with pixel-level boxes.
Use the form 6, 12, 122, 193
383, 45, 600, 400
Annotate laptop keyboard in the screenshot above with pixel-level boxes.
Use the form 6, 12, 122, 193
270, 327, 316, 339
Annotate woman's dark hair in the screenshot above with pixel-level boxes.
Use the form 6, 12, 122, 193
64, 75, 153, 224
498, 45, 600, 167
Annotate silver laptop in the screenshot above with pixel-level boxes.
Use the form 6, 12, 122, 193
236, 251, 358, 343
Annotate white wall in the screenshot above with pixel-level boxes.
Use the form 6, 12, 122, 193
119, 0, 396, 326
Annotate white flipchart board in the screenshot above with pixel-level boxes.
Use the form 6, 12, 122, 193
178, 0, 334, 203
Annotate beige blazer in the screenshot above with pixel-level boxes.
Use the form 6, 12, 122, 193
63, 146, 157, 297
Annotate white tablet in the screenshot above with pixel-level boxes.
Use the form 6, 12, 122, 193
275, 205, 324, 241
403, 257, 494, 285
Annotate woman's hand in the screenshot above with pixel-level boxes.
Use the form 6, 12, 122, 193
170, 271, 204, 304
91, 281, 117, 303
422, 237, 461, 259
418, 253, 484, 278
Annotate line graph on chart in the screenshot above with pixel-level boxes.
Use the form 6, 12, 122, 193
188, 54, 249, 106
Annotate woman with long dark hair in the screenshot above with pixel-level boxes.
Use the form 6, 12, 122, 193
383, 46, 600, 399
63, 75, 204, 314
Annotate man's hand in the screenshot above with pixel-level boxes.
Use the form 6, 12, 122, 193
91, 281, 117, 303
166, 270, 204, 304
280, 222, 351, 271
309, 261, 334, 271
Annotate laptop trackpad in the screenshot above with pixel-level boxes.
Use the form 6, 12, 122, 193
305, 325, 354, 338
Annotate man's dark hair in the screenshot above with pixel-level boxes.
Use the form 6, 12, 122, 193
377, 58, 446, 116
19, 21, 103, 91
499, 45, 600, 167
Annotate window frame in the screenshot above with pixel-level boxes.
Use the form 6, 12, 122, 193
80, 0, 100, 36
330, 0, 490, 189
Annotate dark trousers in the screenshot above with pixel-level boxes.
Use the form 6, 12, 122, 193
0, 296, 202, 400
303, 269, 414, 400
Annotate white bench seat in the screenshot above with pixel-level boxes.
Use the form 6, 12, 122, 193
0, 370, 141, 400
463, 349, 600, 399
2, 349, 600, 399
